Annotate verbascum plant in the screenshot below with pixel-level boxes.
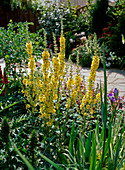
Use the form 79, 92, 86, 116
80, 55, 100, 117
21, 25, 101, 125
21, 41, 38, 114
58, 22, 65, 78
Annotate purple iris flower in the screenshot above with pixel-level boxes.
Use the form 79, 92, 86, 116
113, 88, 119, 100
111, 97, 116, 102
108, 93, 113, 97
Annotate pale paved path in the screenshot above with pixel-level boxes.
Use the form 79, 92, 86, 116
70, 63, 125, 99
0, 58, 125, 99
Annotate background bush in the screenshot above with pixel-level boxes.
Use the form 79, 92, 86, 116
0, 20, 43, 76
38, 0, 86, 57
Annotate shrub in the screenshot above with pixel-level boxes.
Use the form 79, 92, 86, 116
37, 0, 86, 57
101, 2, 125, 69
89, 0, 109, 36
0, 20, 43, 77
71, 34, 114, 67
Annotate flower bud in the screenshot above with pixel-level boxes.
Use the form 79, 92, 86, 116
113, 88, 119, 100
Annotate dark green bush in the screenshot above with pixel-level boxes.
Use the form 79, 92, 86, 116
89, 0, 109, 36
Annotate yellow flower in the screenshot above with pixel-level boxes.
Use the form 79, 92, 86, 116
66, 98, 71, 108
67, 78, 74, 90
86, 104, 90, 110
84, 112, 87, 116
75, 74, 81, 90
26, 104, 30, 109
46, 119, 53, 126
23, 78, 27, 86
29, 55, 35, 72
42, 49, 50, 60
60, 36, 65, 53
26, 41, 33, 55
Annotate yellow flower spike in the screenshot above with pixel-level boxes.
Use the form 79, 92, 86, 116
26, 41, 33, 55
67, 78, 74, 90
60, 36, 65, 53
80, 55, 99, 116
29, 55, 36, 73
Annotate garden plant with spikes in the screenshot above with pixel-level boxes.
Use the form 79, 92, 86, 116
21, 21, 102, 128
0, 21, 124, 169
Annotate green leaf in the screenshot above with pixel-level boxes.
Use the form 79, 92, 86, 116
0, 85, 5, 94
12, 142, 34, 170
69, 121, 78, 156
0, 101, 22, 112
113, 134, 122, 169
89, 132, 96, 170
37, 151, 64, 170
85, 131, 92, 162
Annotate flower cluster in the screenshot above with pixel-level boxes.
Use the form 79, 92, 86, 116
108, 88, 123, 110
22, 42, 38, 113
22, 30, 103, 125
80, 55, 100, 117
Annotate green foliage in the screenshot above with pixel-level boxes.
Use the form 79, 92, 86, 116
29, 130, 37, 166
1, 116, 10, 143
71, 34, 114, 67
38, 0, 86, 57
0, 20, 43, 77
0, 0, 39, 12
0, 79, 26, 117
89, 0, 109, 36
12, 142, 35, 170
101, 3, 125, 69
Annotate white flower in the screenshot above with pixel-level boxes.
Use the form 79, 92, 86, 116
122, 34, 125, 44
80, 36, 86, 41
70, 39, 74, 43
106, 62, 111, 67
81, 32, 85, 35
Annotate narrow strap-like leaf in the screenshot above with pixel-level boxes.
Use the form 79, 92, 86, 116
37, 151, 64, 170
12, 142, 34, 170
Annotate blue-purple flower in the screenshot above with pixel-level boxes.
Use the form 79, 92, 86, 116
108, 93, 113, 97
113, 88, 119, 100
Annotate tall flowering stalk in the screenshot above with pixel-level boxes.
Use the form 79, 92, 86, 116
59, 20, 65, 78
22, 41, 38, 114
38, 30, 56, 125
80, 55, 100, 117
